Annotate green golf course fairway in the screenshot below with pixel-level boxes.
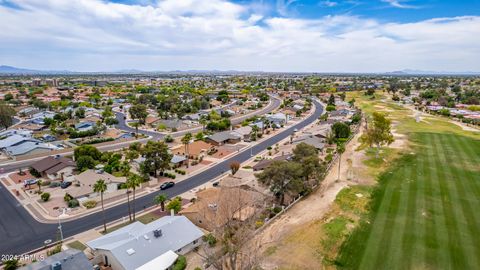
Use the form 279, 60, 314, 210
336, 130, 480, 269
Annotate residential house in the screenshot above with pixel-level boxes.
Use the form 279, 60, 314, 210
75, 121, 95, 132
71, 170, 126, 200
266, 112, 288, 127
86, 216, 204, 270
252, 154, 292, 171
30, 156, 76, 181
232, 126, 252, 140
180, 187, 262, 231
205, 130, 242, 146
4, 141, 58, 156
18, 249, 92, 270
292, 135, 325, 151
171, 140, 214, 159
0, 129, 32, 138
171, 154, 187, 168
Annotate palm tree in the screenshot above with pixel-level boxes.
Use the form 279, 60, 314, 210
121, 163, 132, 221
153, 194, 168, 212
37, 179, 43, 193
181, 133, 192, 168
199, 116, 208, 132
93, 179, 107, 233
131, 122, 140, 138
337, 143, 345, 181
126, 174, 141, 221
250, 125, 259, 141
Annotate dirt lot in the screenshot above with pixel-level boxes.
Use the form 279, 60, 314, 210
256, 123, 393, 269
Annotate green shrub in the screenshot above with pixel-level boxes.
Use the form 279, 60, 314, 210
172, 255, 187, 270
47, 244, 62, 256
41, 192, 50, 202
82, 200, 97, 209
41, 180, 51, 186
202, 233, 217, 247
68, 199, 80, 208
64, 193, 73, 202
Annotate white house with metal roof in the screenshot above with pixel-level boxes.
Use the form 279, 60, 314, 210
86, 216, 204, 270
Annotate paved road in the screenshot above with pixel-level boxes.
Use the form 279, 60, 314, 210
0, 100, 322, 255
0, 96, 281, 173
114, 95, 282, 139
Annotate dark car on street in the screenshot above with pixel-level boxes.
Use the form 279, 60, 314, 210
160, 181, 175, 190
60, 181, 72, 189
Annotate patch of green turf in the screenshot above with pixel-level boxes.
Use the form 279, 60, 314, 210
335, 132, 480, 269
66, 240, 87, 251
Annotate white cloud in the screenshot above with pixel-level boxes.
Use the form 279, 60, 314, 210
0, 0, 479, 72
381, 0, 419, 9
319, 1, 338, 7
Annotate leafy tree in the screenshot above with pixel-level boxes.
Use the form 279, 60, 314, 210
292, 143, 324, 187
104, 117, 118, 125
229, 161, 240, 175
93, 179, 107, 232
102, 106, 114, 119
332, 122, 351, 139
142, 141, 172, 177
76, 155, 96, 171
0, 103, 16, 129
129, 104, 148, 124
362, 112, 394, 158
125, 150, 139, 162
154, 193, 168, 211
75, 107, 85, 118
256, 161, 303, 205
74, 145, 102, 161
328, 94, 335, 105
167, 196, 182, 214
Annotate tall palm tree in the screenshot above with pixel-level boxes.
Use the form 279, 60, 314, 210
181, 133, 192, 168
37, 179, 43, 193
199, 116, 208, 132
126, 174, 141, 221
121, 163, 132, 221
250, 125, 259, 141
337, 143, 345, 181
153, 194, 168, 212
131, 122, 140, 138
93, 179, 108, 233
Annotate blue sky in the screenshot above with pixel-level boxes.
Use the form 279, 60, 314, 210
1, 0, 480, 72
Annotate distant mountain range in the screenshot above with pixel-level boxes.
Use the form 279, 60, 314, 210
0, 65, 479, 76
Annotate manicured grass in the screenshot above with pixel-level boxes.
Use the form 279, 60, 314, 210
335, 132, 480, 269
66, 240, 87, 251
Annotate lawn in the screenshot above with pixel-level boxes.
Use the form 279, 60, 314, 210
336, 94, 480, 269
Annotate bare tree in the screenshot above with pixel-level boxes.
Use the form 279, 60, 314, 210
194, 187, 265, 270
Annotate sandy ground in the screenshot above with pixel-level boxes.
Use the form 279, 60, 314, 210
450, 120, 480, 132
255, 125, 373, 269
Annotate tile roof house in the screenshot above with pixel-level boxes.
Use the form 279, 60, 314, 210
180, 187, 262, 231
292, 135, 326, 151
71, 170, 126, 200
30, 156, 76, 181
171, 140, 214, 159
18, 249, 92, 270
86, 216, 204, 270
206, 130, 242, 146
252, 154, 293, 171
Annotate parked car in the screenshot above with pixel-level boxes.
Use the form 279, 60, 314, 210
60, 181, 72, 189
160, 181, 175, 190
24, 179, 38, 187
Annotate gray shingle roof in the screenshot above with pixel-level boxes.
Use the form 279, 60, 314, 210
86, 216, 204, 270
18, 249, 92, 270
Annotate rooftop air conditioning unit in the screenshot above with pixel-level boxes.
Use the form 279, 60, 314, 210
153, 229, 162, 238
51, 261, 62, 270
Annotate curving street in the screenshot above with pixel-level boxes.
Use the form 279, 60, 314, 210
114, 95, 282, 139
0, 99, 322, 256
